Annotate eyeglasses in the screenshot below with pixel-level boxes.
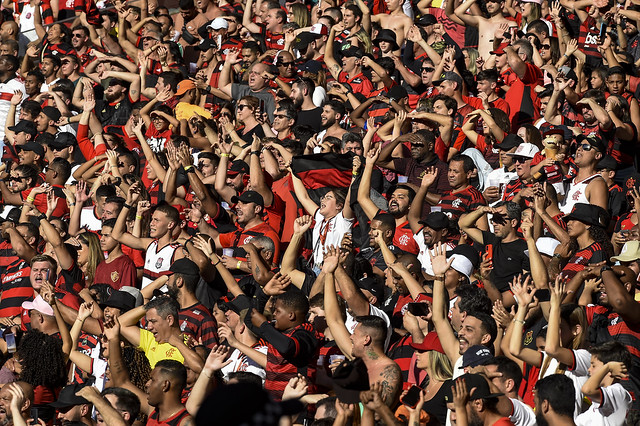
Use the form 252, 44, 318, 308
411, 143, 425, 147
72, 33, 84, 38
8, 176, 25, 181
513, 156, 530, 164
237, 104, 251, 111
421, 67, 435, 72
273, 114, 289, 119
277, 61, 294, 68
220, 112, 232, 118
490, 214, 507, 224
579, 143, 595, 151
540, 44, 551, 50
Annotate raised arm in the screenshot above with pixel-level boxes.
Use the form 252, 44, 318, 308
322, 248, 354, 360
430, 243, 461, 364
110, 183, 150, 251
290, 173, 319, 216
507, 276, 543, 367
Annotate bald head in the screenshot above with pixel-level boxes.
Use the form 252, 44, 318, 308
0, 22, 18, 41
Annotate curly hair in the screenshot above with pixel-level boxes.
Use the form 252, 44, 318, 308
17, 331, 66, 389
123, 346, 152, 391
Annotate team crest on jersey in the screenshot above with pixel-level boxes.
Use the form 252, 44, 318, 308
156, 258, 164, 269
451, 198, 462, 208
111, 271, 119, 282
626, 176, 637, 190
572, 190, 581, 200
352, 78, 362, 84
398, 235, 410, 245
523, 330, 534, 346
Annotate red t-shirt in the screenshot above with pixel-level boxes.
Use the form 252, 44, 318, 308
93, 254, 137, 289
219, 222, 282, 263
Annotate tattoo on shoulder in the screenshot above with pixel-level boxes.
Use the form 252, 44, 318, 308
378, 363, 401, 404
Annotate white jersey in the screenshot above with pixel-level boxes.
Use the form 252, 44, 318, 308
575, 382, 631, 426
345, 304, 392, 350
142, 240, 181, 290
220, 346, 268, 383
560, 173, 603, 215
80, 206, 103, 232
311, 209, 354, 268
540, 349, 591, 419
0, 77, 25, 154
509, 398, 536, 426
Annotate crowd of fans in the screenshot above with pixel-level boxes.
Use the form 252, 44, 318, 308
0, 0, 640, 424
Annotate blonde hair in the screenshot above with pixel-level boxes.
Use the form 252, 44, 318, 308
77, 232, 102, 285
290, 3, 310, 28
463, 48, 479, 75
427, 351, 453, 382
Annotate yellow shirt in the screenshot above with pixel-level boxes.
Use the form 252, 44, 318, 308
138, 329, 185, 368
175, 102, 212, 122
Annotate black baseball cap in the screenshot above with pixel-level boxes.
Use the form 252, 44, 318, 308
169, 258, 200, 277
459, 345, 493, 368
227, 160, 249, 177
596, 155, 617, 171
49, 132, 76, 150
8, 120, 37, 136
42, 106, 61, 122
496, 134, 523, 151
415, 14, 437, 26
331, 358, 370, 404
562, 203, 609, 227
292, 32, 321, 51
419, 211, 450, 230
50, 384, 90, 408
576, 134, 607, 154
299, 60, 322, 73
99, 290, 136, 312
341, 46, 364, 58
17, 141, 44, 157
443, 374, 503, 403
231, 190, 264, 207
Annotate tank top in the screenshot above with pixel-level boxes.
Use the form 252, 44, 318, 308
560, 173, 603, 215
147, 408, 190, 426
142, 240, 180, 289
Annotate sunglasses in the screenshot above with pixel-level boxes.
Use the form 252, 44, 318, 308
220, 112, 232, 118
277, 61, 295, 67
421, 67, 435, 72
540, 44, 551, 50
513, 156, 530, 164
273, 114, 289, 119
72, 34, 84, 38
118, 162, 125, 167
411, 143, 425, 147
579, 143, 595, 151
8, 176, 25, 181
490, 213, 507, 224
237, 104, 251, 111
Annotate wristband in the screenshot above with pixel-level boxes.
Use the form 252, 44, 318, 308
236, 260, 242, 269
213, 260, 221, 266
186, 167, 196, 174
69, 202, 75, 206
221, 153, 230, 157
251, 151, 260, 156
513, 319, 525, 325
123, 203, 133, 209
37, 213, 46, 221
136, 215, 143, 220
435, 275, 445, 281
26, 196, 35, 203
352, 171, 359, 176
183, 165, 194, 172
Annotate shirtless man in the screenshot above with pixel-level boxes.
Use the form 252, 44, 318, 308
369, 0, 413, 51
323, 248, 402, 406
454, 0, 516, 61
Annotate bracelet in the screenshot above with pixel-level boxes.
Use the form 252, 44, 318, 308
69, 202, 75, 206
183, 165, 194, 171
213, 260, 221, 266
513, 319, 525, 325
37, 213, 46, 221
206, 86, 212, 93
221, 153, 230, 157
136, 215, 143, 220
435, 275, 445, 281
26, 196, 35, 203
110, 165, 117, 168
123, 203, 133, 209
352, 171, 359, 176
251, 151, 260, 156
236, 260, 242, 269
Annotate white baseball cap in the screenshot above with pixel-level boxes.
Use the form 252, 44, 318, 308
507, 142, 539, 159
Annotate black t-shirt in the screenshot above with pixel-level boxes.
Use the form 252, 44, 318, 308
482, 231, 530, 293
240, 125, 266, 146
96, 97, 133, 128
297, 107, 323, 132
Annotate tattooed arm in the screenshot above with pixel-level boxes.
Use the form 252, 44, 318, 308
376, 362, 402, 407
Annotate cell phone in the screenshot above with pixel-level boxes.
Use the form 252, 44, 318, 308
535, 289, 551, 302
408, 302, 429, 317
258, 99, 265, 113
400, 385, 423, 409
599, 23, 608, 44
29, 408, 39, 426
5, 333, 15, 353
45, 269, 50, 282
485, 244, 494, 263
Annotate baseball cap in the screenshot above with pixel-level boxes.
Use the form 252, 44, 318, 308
99, 290, 136, 312
50, 384, 90, 409
341, 46, 364, 58
231, 190, 264, 207
535, 237, 561, 257
108, 78, 128, 88
495, 134, 523, 151
42, 106, 61, 122
596, 155, 617, 171
562, 203, 609, 227
331, 358, 370, 404
299, 60, 322, 73
415, 14, 437, 27
227, 160, 249, 177
49, 132, 76, 150
357, 276, 384, 302
410, 331, 445, 353
8, 120, 37, 136
293, 32, 321, 51
119, 286, 144, 307
459, 345, 493, 368
309, 23, 328, 35
506, 142, 539, 159
612, 241, 640, 262
576, 134, 607, 154
490, 42, 509, 55
196, 38, 217, 51
432, 71, 463, 87
222, 295, 252, 315
207, 17, 229, 30
22, 295, 54, 316
419, 211, 450, 230
443, 374, 504, 403
17, 141, 45, 157
169, 258, 200, 277
175, 80, 196, 96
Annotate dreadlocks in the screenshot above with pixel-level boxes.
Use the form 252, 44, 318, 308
17, 330, 66, 389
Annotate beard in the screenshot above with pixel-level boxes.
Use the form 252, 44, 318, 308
536, 413, 549, 426
167, 284, 180, 300
105, 90, 121, 103
0, 411, 12, 426
468, 409, 484, 426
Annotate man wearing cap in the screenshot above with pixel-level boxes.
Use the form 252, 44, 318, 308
48, 132, 80, 185
597, 155, 626, 221
292, 29, 326, 63
444, 373, 513, 426
95, 77, 133, 128
501, 142, 540, 206
454, 0, 516, 60
483, 134, 520, 204
214, 159, 249, 205
209, 191, 281, 268
35, 106, 60, 136
325, 34, 374, 98
559, 135, 608, 214
21, 294, 63, 338
174, 79, 212, 124
7, 121, 37, 151
50, 384, 94, 426
142, 258, 218, 349
411, 211, 454, 276
16, 141, 43, 169
432, 71, 474, 128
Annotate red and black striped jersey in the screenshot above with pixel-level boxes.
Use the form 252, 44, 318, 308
388, 334, 414, 387
438, 186, 486, 223
0, 258, 32, 318
178, 303, 218, 349
561, 242, 607, 280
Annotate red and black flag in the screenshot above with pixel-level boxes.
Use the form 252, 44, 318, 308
290, 152, 353, 204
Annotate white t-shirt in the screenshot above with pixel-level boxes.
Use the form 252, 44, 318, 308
575, 382, 631, 426
509, 398, 536, 426
540, 349, 590, 419
220, 346, 268, 382
311, 209, 354, 267
345, 304, 392, 350
414, 232, 456, 275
